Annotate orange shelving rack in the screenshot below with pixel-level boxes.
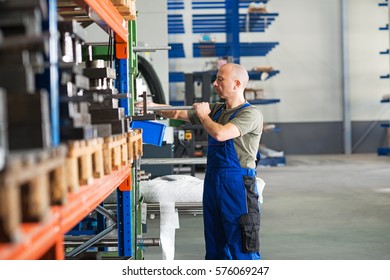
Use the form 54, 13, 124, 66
0, 0, 138, 260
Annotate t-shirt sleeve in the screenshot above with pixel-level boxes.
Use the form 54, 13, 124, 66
230, 106, 263, 136
188, 103, 218, 125
188, 109, 200, 125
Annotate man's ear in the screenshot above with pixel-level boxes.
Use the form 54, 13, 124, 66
234, 79, 241, 88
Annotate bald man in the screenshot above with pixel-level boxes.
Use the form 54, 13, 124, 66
142, 63, 263, 260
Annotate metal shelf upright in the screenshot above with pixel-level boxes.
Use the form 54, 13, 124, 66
378, 0, 390, 156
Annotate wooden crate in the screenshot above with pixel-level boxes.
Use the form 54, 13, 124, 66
0, 145, 67, 243
66, 137, 104, 193
103, 134, 128, 175
110, 0, 137, 21
127, 129, 143, 162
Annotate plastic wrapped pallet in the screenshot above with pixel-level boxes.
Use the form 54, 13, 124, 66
140, 175, 203, 203
140, 175, 265, 259
140, 175, 203, 260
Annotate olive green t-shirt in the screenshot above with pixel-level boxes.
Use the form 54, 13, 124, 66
188, 102, 263, 169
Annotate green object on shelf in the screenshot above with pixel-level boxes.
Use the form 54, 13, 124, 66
169, 119, 184, 127
82, 45, 112, 61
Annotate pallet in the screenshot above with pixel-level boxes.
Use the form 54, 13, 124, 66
110, 0, 136, 20
66, 137, 104, 193
0, 130, 143, 243
127, 129, 143, 162
103, 134, 128, 175
67, 131, 142, 189
0, 145, 67, 243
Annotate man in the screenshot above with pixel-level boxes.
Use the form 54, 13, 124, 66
141, 63, 263, 260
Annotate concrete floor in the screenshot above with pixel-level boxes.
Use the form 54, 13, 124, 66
142, 154, 390, 260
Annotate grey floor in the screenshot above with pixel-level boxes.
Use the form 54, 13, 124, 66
142, 154, 390, 260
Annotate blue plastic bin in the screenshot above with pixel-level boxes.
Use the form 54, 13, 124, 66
131, 120, 166, 147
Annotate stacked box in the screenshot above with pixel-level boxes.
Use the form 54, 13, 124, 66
83, 59, 128, 135
7, 91, 51, 149
0, 0, 51, 150
57, 20, 98, 140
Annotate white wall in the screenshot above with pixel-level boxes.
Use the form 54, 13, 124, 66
135, 0, 170, 103
349, 0, 389, 121
145, 0, 390, 124
245, 0, 343, 123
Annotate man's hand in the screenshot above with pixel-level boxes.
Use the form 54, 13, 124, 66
134, 100, 156, 114
193, 102, 240, 141
193, 102, 211, 121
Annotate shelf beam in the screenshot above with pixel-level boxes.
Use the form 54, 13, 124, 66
60, 165, 131, 234
0, 165, 131, 259
73, 0, 128, 43
0, 212, 62, 260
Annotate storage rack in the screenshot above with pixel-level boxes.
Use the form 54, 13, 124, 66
167, 0, 186, 85
167, 0, 284, 166
378, 0, 390, 156
0, 0, 145, 260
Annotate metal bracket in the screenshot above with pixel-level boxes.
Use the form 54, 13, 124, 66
131, 91, 156, 120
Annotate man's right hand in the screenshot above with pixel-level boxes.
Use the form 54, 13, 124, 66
193, 102, 211, 121
134, 100, 157, 114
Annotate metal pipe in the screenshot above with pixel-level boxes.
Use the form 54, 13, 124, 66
341, 0, 352, 154
64, 237, 160, 247
141, 157, 207, 165
137, 238, 161, 247
65, 223, 116, 257
65, 240, 119, 247
133, 46, 171, 52
147, 106, 193, 111
95, 205, 116, 222
87, 44, 171, 53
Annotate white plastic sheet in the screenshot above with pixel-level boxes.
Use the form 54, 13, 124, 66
140, 175, 203, 203
140, 175, 265, 259
140, 175, 201, 260
159, 202, 179, 260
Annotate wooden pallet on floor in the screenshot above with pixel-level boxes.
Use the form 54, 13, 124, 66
0, 145, 67, 243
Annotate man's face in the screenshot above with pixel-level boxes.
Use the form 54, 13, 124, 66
213, 65, 235, 99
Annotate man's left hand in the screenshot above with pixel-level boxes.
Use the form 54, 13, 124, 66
193, 102, 211, 120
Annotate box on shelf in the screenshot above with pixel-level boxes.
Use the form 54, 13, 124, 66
131, 120, 166, 147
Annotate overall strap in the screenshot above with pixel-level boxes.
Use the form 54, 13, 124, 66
229, 102, 250, 120
212, 103, 225, 121
228, 102, 261, 167
212, 102, 251, 122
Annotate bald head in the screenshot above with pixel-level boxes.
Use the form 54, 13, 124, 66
220, 63, 249, 89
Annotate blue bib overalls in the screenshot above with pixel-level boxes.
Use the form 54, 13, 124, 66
203, 103, 261, 260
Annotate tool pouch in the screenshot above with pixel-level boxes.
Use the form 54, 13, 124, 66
243, 175, 259, 212
239, 213, 261, 253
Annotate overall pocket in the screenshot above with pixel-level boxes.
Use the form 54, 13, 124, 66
243, 175, 260, 213
239, 213, 261, 253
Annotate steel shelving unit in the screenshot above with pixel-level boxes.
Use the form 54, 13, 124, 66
378, 0, 390, 156
0, 0, 140, 260
0, 166, 131, 260
167, 0, 186, 85
168, 0, 279, 84
166, 0, 284, 166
